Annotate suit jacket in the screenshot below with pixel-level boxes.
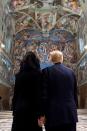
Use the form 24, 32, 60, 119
42, 63, 78, 127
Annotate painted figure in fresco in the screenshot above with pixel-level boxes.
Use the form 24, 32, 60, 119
12, 0, 27, 8
39, 50, 78, 131
11, 51, 44, 131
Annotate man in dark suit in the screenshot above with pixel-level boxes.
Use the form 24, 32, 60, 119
38, 50, 78, 131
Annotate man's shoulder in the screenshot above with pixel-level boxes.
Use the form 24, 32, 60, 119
63, 64, 73, 72
64, 66, 76, 78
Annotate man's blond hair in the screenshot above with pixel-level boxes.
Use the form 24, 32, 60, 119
50, 50, 63, 63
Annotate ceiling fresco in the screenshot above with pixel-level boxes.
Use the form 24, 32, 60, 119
9, 0, 82, 74
11, 0, 81, 13
15, 29, 74, 42
11, 0, 81, 39
62, 0, 81, 14
14, 8, 80, 37
55, 14, 80, 34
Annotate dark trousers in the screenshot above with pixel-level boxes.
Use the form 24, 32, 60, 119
47, 123, 76, 131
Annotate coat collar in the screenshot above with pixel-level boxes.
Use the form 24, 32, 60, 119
54, 62, 62, 65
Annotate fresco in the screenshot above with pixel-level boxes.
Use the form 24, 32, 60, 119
11, 0, 30, 9
62, 0, 81, 14
13, 28, 77, 74
15, 15, 38, 33
0, 0, 14, 85
56, 14, 80, 34
0, 1, 15, 54
0, 52, 13, 84
11, 0, 81, 14
12, 0, 80, 36
77, 14, 87, 57
11, 0, 80, 75
15, 28, 74, 42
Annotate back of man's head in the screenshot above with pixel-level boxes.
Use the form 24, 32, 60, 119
49, 50, 63, 64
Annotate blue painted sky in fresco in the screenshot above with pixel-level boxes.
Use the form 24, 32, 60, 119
15, 29, 74, 43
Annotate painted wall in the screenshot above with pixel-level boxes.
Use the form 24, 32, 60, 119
0, 1, 14, 110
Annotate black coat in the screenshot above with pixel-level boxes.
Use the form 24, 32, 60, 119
42, 63, 78, 128
12, 69, 42, 131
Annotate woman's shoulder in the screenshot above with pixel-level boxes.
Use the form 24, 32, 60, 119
15, 71, 28, 79
17, 70, 42, 77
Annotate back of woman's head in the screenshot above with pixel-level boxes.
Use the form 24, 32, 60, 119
20, 52, 40, 72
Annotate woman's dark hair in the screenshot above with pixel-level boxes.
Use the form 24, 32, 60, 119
20, 52, 40, 72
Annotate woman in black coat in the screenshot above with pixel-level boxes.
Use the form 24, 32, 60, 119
11, 52, 43, 131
